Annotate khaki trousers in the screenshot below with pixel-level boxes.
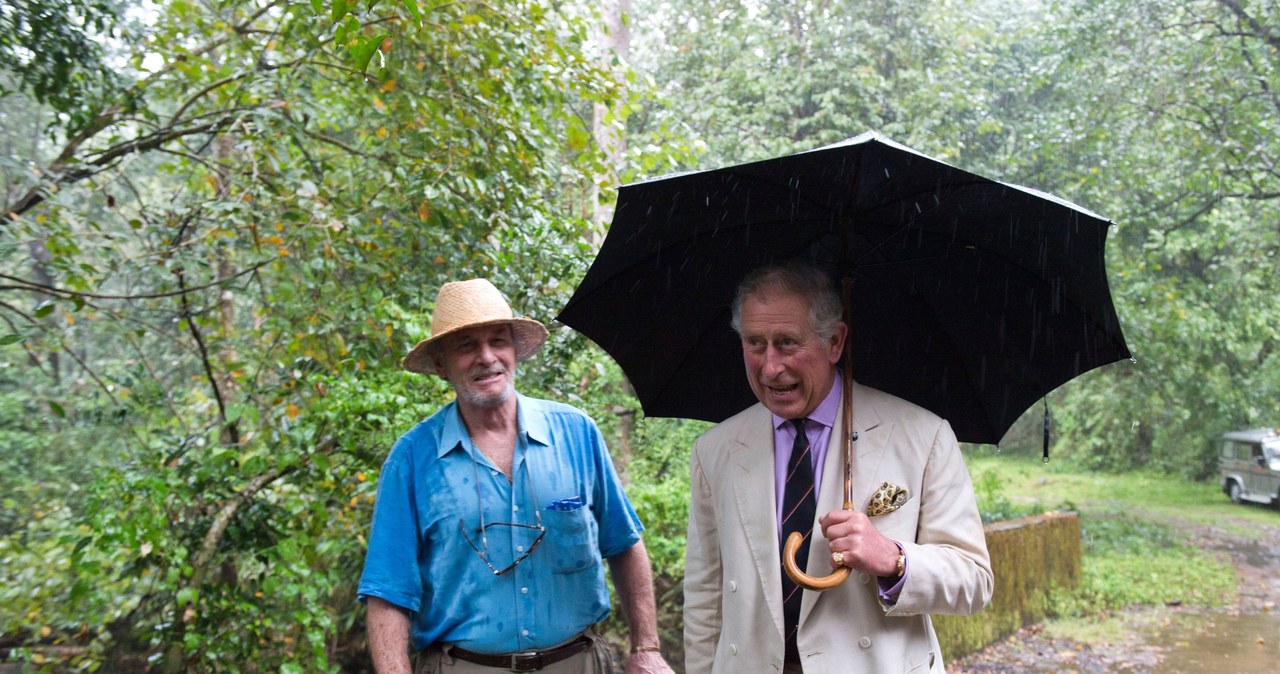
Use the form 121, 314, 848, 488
414, 630, 613, 674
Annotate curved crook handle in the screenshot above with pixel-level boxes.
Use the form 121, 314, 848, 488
782, 531, 852, 590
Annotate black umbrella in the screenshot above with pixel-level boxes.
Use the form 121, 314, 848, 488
556, 131, 1131, 447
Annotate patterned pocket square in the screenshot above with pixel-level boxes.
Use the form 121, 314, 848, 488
866, 481, 909, 517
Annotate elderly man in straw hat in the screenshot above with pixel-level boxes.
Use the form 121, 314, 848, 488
358, 279, 674, 674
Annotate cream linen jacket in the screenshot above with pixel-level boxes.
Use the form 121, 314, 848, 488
683, 382, 993, 673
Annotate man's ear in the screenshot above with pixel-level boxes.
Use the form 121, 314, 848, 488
828, 321, 849, 364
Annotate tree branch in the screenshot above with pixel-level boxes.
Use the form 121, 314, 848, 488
0, 258, 273, 301
175, 268, 238, 445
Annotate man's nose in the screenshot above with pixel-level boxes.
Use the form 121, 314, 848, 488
761, 346, 786, 377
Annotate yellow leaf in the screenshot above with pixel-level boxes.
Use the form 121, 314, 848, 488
357, 471, 367, 482
63, 310, 74, 326
373, 97, 384, 110
277, 246, 290, 257
286, 404, 300, 420
380, 79, 397, 93
418, 201, 430, 221
40, 625, 52, 637
377, 126, 387, 138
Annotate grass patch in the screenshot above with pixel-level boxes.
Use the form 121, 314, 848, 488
966, 450, 1279, 529
964, 452, 1243, 632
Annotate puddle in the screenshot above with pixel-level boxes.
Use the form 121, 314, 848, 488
1214, 538, 1280, 569
1144, 611, 1280, 672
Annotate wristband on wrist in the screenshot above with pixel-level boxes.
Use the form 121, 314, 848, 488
630, 645, 662, 654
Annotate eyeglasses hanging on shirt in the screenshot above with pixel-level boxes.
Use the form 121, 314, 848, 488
458, 448, 547, 576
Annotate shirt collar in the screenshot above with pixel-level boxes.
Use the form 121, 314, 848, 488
771, 369, 843, 432
437, 391, 550, 459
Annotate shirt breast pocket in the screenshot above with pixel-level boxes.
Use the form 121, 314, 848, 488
542, 502, 598, 574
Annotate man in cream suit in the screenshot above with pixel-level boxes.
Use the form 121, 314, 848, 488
683, 262, 993, 673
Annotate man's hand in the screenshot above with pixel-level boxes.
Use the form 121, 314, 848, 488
624, 649, 675, 674
818, 509, 898, 577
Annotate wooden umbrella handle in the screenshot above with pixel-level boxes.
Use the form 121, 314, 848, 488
782, 530, 852, 590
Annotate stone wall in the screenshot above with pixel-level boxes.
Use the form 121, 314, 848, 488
933, 512, 1082, 660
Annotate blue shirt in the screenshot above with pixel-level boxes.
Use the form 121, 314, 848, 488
357, 393, 644, 653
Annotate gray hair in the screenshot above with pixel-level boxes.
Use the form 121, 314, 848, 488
730, 261, 843, 340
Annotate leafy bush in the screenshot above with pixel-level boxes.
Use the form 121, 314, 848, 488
973, 468, 1050, 524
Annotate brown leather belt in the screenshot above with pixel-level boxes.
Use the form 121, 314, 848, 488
448, 635, 592, 672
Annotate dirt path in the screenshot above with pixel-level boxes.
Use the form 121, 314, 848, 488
947, 506, 1280, 673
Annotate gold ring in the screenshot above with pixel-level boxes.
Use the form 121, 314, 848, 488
831, 551, 845, 567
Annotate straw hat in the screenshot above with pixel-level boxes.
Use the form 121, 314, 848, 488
402, 278, 549, 376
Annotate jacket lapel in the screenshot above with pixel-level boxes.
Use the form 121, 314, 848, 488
727, 405, 788, 639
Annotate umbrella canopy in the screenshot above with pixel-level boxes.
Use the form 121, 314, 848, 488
556, 131, 1131, 445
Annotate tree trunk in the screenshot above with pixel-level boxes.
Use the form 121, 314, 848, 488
592, 0, 631, 238
593, 0, 637, 476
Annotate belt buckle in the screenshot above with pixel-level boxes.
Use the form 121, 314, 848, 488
508, 651, 542, 672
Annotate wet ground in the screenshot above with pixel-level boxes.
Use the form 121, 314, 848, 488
948, 508, 1280, 673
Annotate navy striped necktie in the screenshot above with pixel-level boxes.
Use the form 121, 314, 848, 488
780, 417, 816, 664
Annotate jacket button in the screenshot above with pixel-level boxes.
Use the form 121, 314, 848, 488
729, 581, 737, 592
729, 643, 738, 655
859, 636, 872, 649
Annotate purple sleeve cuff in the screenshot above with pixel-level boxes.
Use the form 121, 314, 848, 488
876, 542, 907, 603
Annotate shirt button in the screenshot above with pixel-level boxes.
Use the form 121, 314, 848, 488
512, 505, 519, 512
517, 545, 525, 552
859, 636, 872, 648
522, 629, 529, 636
729, 644, 737, 655
728, 581, 737, 592
521, 587, 529, 594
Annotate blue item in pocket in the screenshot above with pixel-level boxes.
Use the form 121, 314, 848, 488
547, 496, 584, 511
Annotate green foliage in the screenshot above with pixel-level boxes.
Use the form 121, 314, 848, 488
972, 467, 1050, 524
971, 455, 1240, 619
1048, 512, 1234, 616
0, 0, 128, 135
2, 0, 623, 668
628, 0, 1008, 167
